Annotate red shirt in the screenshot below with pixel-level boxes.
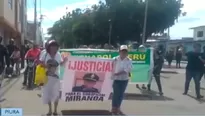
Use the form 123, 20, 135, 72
25, 48, 41, 59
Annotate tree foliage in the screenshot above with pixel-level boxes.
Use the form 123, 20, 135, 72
48, 0, 183, 47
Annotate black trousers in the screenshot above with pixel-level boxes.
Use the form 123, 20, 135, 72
184, 70, 201, 97
0, 62, 5, 75
176, 60, 181, 68
148, 64, 163, 92
21, 58, 25, 69
23, 66, 36, 88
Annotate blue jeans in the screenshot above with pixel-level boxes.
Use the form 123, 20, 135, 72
184, 70, 201, 97
112, 80, 128, 108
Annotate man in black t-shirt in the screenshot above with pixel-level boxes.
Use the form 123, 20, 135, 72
0, 36, 9, 74
183, 43, 204, 99
6, 39, 15, 67
200, 46, 205, 81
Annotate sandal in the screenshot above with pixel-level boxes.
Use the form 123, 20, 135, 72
46, 112, 52, 116
111, 111, 118, 115
53, 112, 58, 116
118, 110, 125, 115
111, 108, 118, 115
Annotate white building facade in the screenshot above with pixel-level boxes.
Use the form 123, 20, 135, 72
190, 26, 205, 41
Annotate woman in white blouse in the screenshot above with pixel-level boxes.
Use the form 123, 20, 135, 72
39, 40, 67, 116
111, 45, 132, 115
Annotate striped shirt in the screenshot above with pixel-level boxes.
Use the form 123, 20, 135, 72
111, 56, 132, 80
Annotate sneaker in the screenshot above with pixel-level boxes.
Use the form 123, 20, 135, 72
183, 92, 187, 95
159, 92, 163, 96
22, 83, 26, 86
118, 110, 125, 115
142, 85, 146, 89
197, 95, 204, 99
111, 108, 118, 115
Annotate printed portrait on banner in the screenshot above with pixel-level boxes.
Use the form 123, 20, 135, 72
61, 56, 113, 102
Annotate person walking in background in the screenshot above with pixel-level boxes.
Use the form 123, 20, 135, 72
10, 46, 21, 75
175, 46, 182, 68
23, 43, 41, 88
7, 39, 15, 67
183, 43, 204, 99
0, 36, 9, 74
20, 45, 26, 69
201, 46, 205, 81
166, 49, 174, 67
111, 45, 132, 115
147, 45, 164, 95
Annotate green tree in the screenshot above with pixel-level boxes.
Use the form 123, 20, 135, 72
48, 0, 183, 48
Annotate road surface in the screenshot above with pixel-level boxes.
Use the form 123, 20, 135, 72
1, 68, 205, 115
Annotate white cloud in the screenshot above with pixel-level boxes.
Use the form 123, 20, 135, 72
170, 0, 205, 39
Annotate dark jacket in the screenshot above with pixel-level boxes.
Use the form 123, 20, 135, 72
7, 44, 15, 56
0, 44, 9, 66
153, 49, 164, 75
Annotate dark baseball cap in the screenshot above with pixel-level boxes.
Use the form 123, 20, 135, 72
83, 73, 99, 82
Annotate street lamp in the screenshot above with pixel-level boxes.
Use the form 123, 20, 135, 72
108, 19, 112, 46
142, 0, 148, 45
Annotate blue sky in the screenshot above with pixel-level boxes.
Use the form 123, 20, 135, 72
27, 0, 205, 39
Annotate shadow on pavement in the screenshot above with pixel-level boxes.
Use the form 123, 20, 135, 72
0, 98, 6, 103
61, 110, 112, 115
187, 94, 205, 103
109, 89, 174, 101
1, 78, 16, 88
0, 76, 21, 98
163, 65, 186, 69
200, 87, 205, 90
161, 70, 178, 74
161, 75, 170, 79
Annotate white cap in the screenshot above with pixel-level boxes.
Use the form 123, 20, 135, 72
139, 45, 145, 48
120, 45, 128, 50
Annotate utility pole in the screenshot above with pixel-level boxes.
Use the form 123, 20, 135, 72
34, 0, 37, 43
39, 0, 44, 46
142, 0, 148, 45
108, 19, 112, 47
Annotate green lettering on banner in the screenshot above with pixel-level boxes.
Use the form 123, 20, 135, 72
60, 49, 152, 84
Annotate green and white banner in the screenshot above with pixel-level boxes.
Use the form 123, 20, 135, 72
60, 49, 153, 84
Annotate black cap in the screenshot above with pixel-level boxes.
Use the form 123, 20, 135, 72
83, 73, 99, 82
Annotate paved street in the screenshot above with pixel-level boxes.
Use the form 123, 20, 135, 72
1, 67, 205, 115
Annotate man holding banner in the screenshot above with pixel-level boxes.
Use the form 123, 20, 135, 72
111, 45, 132, 115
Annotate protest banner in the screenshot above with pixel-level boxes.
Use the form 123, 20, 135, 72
60, 49, 153, 84
61, 56, 113, 102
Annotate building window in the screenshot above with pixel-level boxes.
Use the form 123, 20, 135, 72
8, 0, 13, 9
197, 31, 204, 37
